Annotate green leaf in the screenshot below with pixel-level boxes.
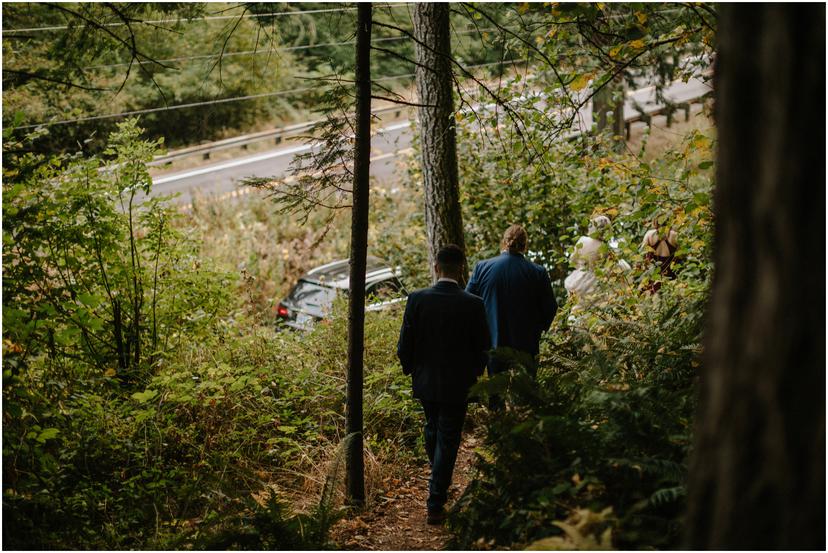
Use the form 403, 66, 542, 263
77, 293, 100, 307
36, 428, 60, 443
132, 389, 157, 403
693, 192, 710, 205
551, 482, 572, 495
229, 376, 248, 391
697, 160, 714, 170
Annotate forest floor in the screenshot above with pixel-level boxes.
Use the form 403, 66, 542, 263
329, 432, 480, 550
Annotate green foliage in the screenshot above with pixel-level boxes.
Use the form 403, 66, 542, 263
3, 121, 420, 549
458, 102, 715, 292
450, 281, 705, 549
4, 288, 416, 549
3, 3, 519, 154
444, 73, 714, 549
3, 119, 233, 383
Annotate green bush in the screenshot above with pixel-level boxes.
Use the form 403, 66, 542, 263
4, 295, 417, 549
447, 111, 714, 549
3, 121, 420, 549
450, 282, 705, 549
3, 120, 234, 385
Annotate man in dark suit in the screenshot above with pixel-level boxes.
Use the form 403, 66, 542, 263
397, 244, 491, 525
466, 224, 557, 377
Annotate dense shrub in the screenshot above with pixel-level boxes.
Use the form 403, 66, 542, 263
3, 122, 420, 549
450, 281, 705, 549
443, 94, 714, 549
4, 303, 415, 548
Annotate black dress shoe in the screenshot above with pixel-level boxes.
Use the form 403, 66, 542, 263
427, 508, 447, 525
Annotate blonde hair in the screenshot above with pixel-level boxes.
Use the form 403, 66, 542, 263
501, 224, 528, 253
588, 215, 611, 236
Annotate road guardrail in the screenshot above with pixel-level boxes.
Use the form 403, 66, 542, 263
148, 104, 411, 167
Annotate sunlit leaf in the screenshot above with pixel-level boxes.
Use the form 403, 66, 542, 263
36, 428, 60, 443
570, 73, 593, 91
132, 389, 157, 403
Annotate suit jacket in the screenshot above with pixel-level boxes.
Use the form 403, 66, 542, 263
466, 252, 557, 356
397, 281, 491, 404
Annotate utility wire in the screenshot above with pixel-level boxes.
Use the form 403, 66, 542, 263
81, 27, 509, 70
85, 36, 412, 70
2, 4, 412, 34
10, 60, 528, 131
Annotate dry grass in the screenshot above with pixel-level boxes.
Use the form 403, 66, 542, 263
179, 193, 351, 317
626, 101, 715, 161
174, 104, 713, 323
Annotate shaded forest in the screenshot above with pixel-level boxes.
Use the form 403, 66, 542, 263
3, 2, 824, 550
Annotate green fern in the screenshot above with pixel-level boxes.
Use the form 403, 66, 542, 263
648, 485, 687, 507
608, 457, 686, 482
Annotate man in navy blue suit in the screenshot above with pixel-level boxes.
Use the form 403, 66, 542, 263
466, 224, 558, 377
397, 245, 490, 525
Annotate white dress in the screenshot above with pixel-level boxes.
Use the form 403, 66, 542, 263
564, 236, 631, 297
564, 236, 603, 296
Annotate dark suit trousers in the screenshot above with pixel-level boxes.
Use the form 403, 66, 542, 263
486, 352, 538, 410
487, 352, 538, 377
420, 400, 467, 511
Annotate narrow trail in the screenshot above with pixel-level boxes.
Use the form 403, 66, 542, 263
330, 433, 479, 550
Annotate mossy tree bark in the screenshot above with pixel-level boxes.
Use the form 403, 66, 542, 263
686, 4, 825, 549
413, 3, 467, 282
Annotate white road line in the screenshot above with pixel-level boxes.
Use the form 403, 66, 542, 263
153, 143, 313, 184
205, 147, 416, 205
157, 75, 707, 188
376, 121, 413, 134
370, 147, 414, 162
154, 121, 413, 186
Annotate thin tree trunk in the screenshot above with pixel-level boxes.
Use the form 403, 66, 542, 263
345, 2, 371, 507
413, 3, 467, 282
686, 5, 825, 549
593, 76, 625, 145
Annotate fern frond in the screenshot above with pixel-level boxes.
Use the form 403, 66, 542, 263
648, 485, 686, 507
608, 457, 686, 482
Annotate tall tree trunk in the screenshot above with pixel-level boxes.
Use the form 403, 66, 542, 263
413, 3, 467, 282
686, 5, 825, 549
345, 2, 371, 506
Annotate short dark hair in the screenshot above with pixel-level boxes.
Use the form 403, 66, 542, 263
436, 244, 465, 273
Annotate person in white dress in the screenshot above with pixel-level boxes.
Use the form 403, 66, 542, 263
564, 215, 631, 304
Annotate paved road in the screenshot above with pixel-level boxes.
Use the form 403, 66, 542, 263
151, 76, 710, 206
149, 121, 413, 206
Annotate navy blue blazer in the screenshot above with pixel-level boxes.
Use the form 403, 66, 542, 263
397, 281, 491, 404
466, 252, 557, 356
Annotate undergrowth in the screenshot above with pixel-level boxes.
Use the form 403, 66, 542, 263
2, 121, 420, 549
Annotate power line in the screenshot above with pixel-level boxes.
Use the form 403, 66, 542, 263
11, 87, 319, 130
10, 61, 528, 131
2, 4, 412, 34
84, 35, 413, 70
80, 27, 507, 70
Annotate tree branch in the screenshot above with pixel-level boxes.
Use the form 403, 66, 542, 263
3, 68, 109, 92
459, 3, 578, 112
46, 2, 175, 101
370, 95, 437, 108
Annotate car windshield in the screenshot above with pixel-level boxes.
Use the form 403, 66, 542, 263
286, 280, 338, 317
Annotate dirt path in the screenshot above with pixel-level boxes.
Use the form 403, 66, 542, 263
330, 433, 479, 550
